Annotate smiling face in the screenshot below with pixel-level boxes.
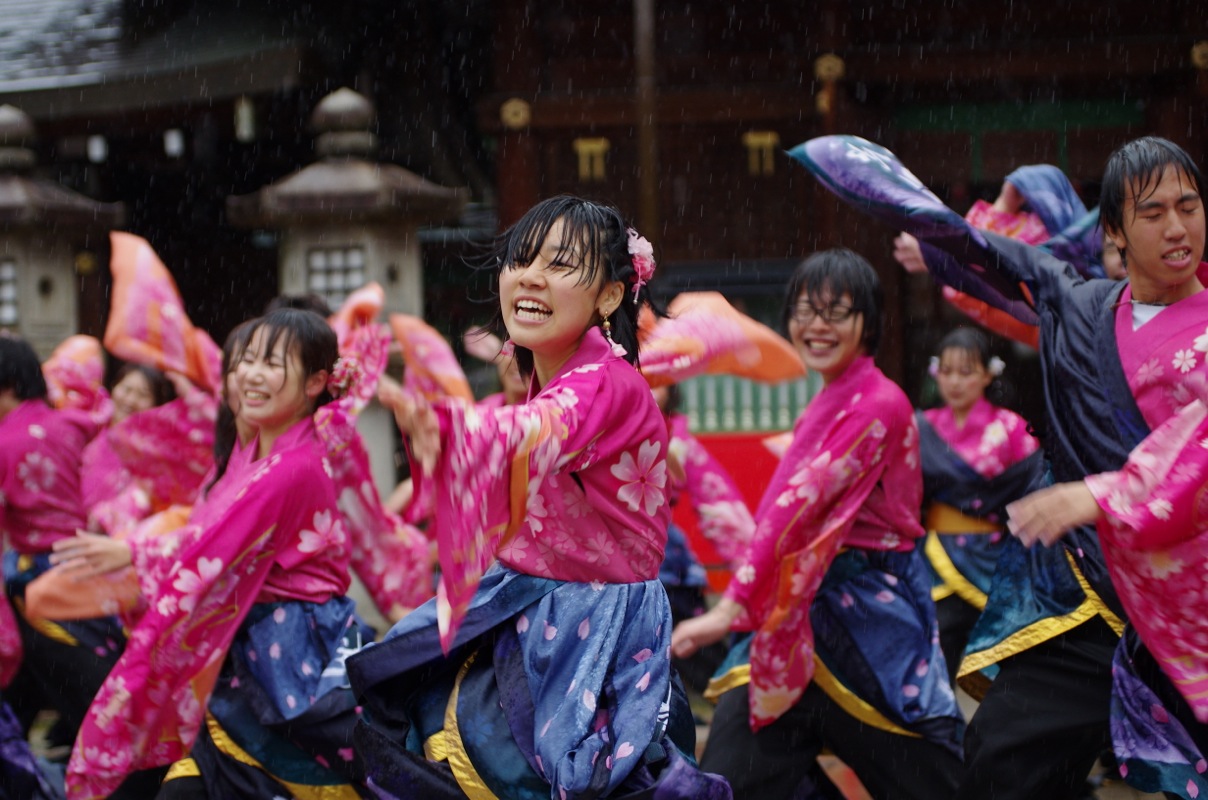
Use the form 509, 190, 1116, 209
235, 326, 324, 442
1107, 164, 1206, 303
787, 289, 865, 384
110, 369, 156, 424
935, 346, 992, 419
499, 216, 623, 385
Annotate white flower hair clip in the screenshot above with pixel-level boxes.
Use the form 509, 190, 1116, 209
988, 356, 1006, 377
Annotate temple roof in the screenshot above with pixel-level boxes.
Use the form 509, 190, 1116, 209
0, 1, 303, 118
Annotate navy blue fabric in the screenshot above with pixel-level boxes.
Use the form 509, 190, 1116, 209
349, 567, 731, 799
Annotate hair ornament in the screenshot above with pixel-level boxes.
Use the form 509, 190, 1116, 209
626, 227, 656, 303
988, 356, 1006, 377
928, 356, 939, 378
327, 355, 362, 400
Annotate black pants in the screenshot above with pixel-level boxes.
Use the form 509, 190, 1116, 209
701, 682, 962, 800
957, 617, 1117, 800
936, 595, 983, 689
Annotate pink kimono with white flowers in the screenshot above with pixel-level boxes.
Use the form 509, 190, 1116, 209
1083, 284, 1208, 722
922, 397, 1038, 481
725, 356, 927, 730
668, 413, 754, 565
66, 416, 351, 799
0, 400, 99, 685
408, 325, 670, 651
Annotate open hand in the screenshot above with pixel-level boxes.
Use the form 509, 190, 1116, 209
671, 598, 741, 659
893, 233, 927, 274
1007, 481, 1103, 548
50, 531, 133, 579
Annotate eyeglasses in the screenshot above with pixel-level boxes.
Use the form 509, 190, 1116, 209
790, 301, 857, 324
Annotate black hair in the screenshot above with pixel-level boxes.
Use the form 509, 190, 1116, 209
781, 248, 883, 355
207, 320, 255, 495
1101, 137, 1204, 243
265, 293, 334, 318
0, 334, 48, 402
243, 308, 339, 410
661, 383, 681, 415
934, 327, 992, 370
481, 195, 663, 376
930, 326, 1019, 410
112, 363, 177, 408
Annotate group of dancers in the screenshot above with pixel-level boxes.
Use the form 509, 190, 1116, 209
0, 132, 1204, 800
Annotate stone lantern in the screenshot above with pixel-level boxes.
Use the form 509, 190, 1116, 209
226, 88, 469, 502
0, 105, 124, 357
226, 87, 469, 317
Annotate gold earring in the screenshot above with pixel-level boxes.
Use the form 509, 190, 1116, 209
601, 316, 627, 357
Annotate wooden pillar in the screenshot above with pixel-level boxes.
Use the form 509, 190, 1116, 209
494, 0, 542, 227
498, 113, 540, 229
634, 0, 660, 239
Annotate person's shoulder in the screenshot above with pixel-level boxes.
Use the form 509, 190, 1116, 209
12, 402, 90, 443
269, 425, 335, 486
864, 366, 914, 414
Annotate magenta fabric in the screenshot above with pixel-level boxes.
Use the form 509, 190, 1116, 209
922, 397, 1039, 479
668, 413, 755, 565
66, 416, 349, 799
723, 356, 925, 730
0, 400, 98, 685
1081, 286, 1208, 722
404, 326, 671, 652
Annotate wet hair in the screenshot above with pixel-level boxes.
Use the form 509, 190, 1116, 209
935, 327, 992, 370
207, 320, 255, 494
482, 195, 662, 375
243, 308, 339, 410
1100, 137, 1204, 242
111, 363, 177, 408
265, 293, 334, 318
0, 334, 48, 401
781, 248, 883, 355
660, 384, 682, 415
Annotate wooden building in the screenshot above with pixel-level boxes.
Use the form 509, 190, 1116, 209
474, 0, 1208, 418
1, 0, 1207, 407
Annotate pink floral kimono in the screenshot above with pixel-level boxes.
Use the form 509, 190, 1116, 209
0, 400, 118, 714
668, 413, 755, 567
1083, 285, 1208, 718
0, 400, 97, 684
323, 286, 434, 617
67, 415, 360, 799
41, 334, 113, 423
720, 356, 960, 741
919, 397, 1041, 609
922, 397, 1038, 481
79, 381, 217, 537
350, 326, 730, 798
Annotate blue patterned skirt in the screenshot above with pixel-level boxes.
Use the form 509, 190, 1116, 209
348, 566, 732, 799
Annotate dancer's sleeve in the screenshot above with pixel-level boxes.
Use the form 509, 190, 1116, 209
69, 451, 339, 800
413, 363, 633, 651
724, 407, 894, 620
318, 405, 433, 616
106, 384, 218, 508
674, 421, 755, 565
104, 232, 222, 393
1085, 398, 1208, 551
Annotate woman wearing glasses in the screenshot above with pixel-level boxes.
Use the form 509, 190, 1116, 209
672, 249, 964, 799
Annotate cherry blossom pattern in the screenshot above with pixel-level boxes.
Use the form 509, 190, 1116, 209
610, 438, 668, 517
